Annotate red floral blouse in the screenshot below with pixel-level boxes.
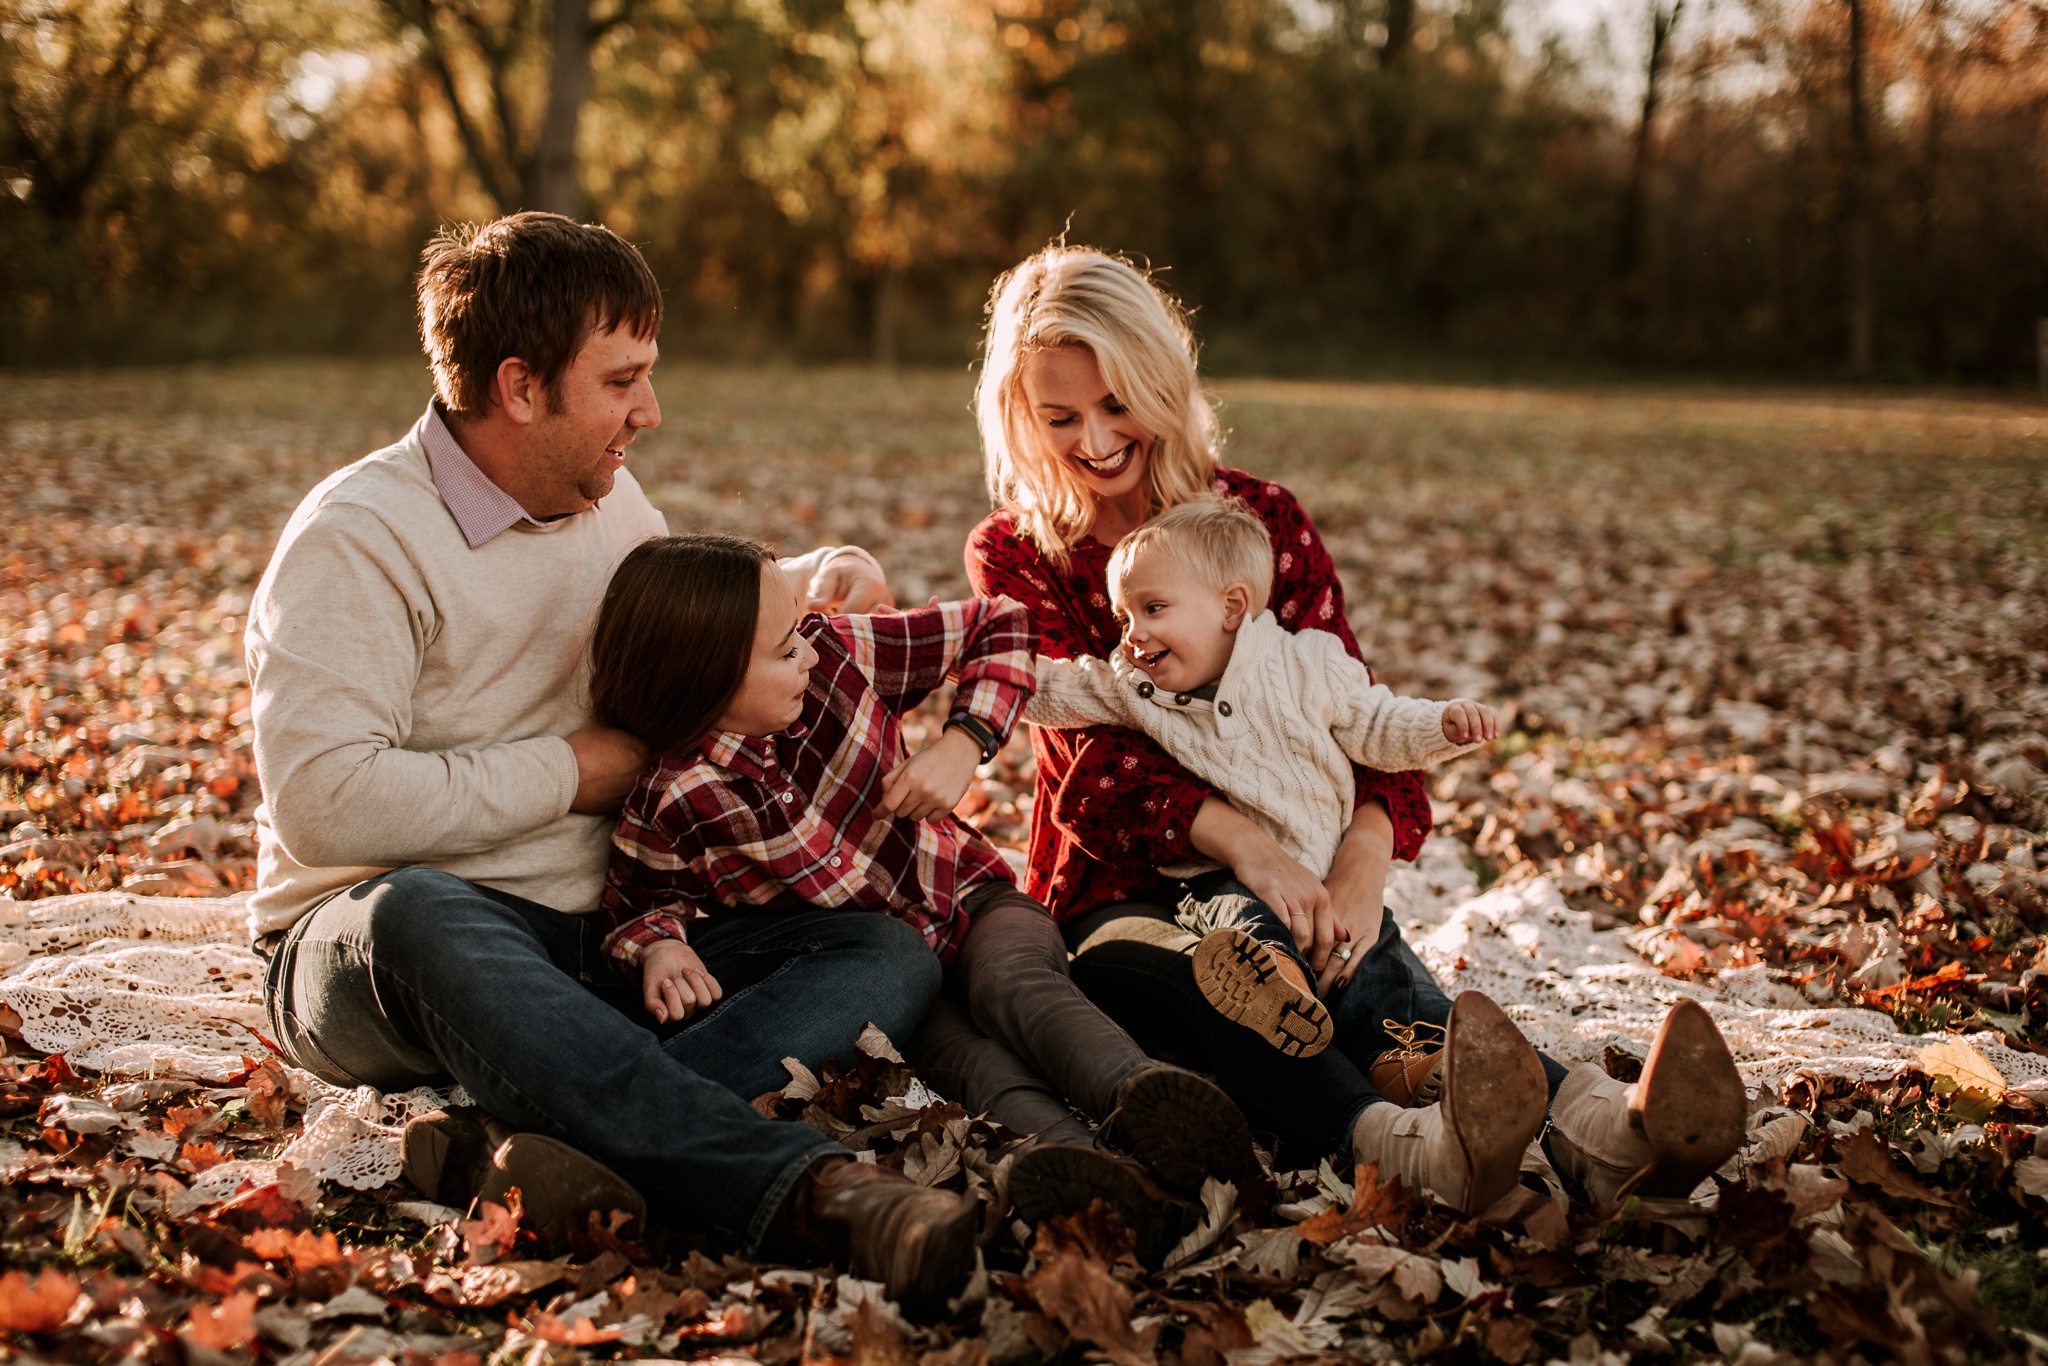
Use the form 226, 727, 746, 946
965, 467, 1433, 920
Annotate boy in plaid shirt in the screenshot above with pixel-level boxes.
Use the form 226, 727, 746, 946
591, 534, 1256, 1262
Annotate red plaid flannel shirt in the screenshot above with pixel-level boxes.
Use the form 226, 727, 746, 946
966, 467, 1433, 919
598, 598, 1035, 972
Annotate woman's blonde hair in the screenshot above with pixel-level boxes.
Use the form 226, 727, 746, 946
974, 247, 1220, 566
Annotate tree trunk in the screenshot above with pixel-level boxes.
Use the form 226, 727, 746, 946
1618, 1, 1681, 287
530, 0, 592, 216
1844, 0, 1874, 381
871, 265, 901, 368
1382, 0, 1415, 64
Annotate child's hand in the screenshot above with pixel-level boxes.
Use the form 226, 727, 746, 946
642, 939, 722, 1024
1441, 700, 1501, 746
879, 726, 982, 822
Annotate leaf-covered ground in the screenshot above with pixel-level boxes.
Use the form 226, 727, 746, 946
2, 362, 2047, 1364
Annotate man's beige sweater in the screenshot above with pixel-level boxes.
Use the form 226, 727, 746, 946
245, 414, 846, 939
1025, 611, 1477, 879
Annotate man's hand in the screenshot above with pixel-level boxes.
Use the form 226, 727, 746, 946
1441, 700, 1501, 746
642, 938, 722, 1024
803, 552, 896, 615
878, 726, 981, 822
566, 724, 651, 815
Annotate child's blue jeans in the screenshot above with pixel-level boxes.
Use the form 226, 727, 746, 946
1173, 869, 1454, 1071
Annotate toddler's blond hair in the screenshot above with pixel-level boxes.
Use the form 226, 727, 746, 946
1108, 496, 1274, 610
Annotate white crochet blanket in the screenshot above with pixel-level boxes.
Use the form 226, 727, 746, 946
3, 843, 2041, 1197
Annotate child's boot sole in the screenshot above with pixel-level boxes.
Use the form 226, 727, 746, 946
1191, 927, 1333, 1058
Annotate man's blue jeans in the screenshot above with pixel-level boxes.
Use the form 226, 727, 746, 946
262, 867, 941, 1251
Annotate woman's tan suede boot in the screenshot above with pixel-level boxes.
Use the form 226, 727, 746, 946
1349, 992, 1548, 1215
1545, 999, 1747, 1202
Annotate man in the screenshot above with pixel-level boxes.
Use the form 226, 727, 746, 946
247, 212, 974, 1306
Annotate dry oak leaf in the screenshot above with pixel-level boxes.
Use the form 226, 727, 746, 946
461, 1190, 524, 1264
531, 1311, 622, 1345
1834, 1131, 1953, 1206
0, 1267, 84, 1334
178, 1139, 228, 1172
184, 1289, 260, 1351
430, 1260, 570, 1309
244, 1227, 342, 1272
1335, 1240, 1443, 1304
243, 1055, 292, 1129
1290, 1161, 1410, 1246
1025, 1245, 1156, 1366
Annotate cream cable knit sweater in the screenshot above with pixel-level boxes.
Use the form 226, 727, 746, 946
245, 409, 857, 940
1026, 611, 1475, 879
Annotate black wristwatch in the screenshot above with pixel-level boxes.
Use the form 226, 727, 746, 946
945, 715, 1001, 763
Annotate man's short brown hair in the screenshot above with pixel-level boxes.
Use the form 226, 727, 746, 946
417, 212, 664, 417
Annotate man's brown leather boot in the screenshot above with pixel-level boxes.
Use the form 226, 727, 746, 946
772, 1158, 978, 1313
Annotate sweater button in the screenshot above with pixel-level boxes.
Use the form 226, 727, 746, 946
1175, 692, 1193, 706
1218, 700, 1234, 717
1136, 681, 1154, 698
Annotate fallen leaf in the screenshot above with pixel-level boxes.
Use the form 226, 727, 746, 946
1916, 1036, 2007, 1104
1336, 1240, 1443, 1304
243, 1055, 291, 1129
1025, 1245, 1155, 1366
184, 1289, 259, 1350
2010, 1155, 2048, 1199
1834, 1131, 1953, 1205
0, 1267, 83, 1333
244, 1226, 341, 1271
460, 1190, 524, 1264
1291, 1161, 1410, 1245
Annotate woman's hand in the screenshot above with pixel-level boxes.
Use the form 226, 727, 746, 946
1190, 797, 1334, 963
879, 726, 981, 821
803, 550, 897, 615
1318, 801, 1395, 993
1441, 700, 1501, 746
642, 939, 723, 1024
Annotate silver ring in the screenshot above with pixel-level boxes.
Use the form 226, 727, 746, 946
1334, 947, 1353, 962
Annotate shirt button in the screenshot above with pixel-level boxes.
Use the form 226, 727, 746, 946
781, 793, 794, 803
1218, 700, 1234, 717
830, 856, 842, 867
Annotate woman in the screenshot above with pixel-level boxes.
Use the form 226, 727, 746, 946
947, 245, 1748, 1215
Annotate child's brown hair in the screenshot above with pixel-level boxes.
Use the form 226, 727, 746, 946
590, 534, 778, 757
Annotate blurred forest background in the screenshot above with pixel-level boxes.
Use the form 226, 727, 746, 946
3, 0, 2045, 382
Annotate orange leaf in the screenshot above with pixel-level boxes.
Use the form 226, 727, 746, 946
0, 1267, 83, 1333
178, 1140, 227, 1172
532, 1312, 623, 1345
1291, 1162, 1412, 1246
243, 1056, 291, 1130
244, 1227, 340, 1271
192, 1260, 272, 1298
460, 1190, 524, 1264
184, 1290, 258, 1350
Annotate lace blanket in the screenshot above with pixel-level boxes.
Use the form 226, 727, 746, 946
3, 846, 2040, 1200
